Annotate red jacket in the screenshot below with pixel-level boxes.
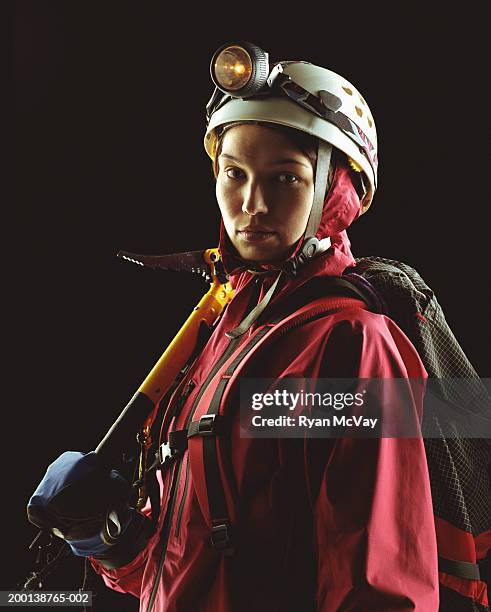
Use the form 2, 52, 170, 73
92, 164, 439, 611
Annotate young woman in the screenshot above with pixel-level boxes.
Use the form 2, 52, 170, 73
28, 44, 440, 611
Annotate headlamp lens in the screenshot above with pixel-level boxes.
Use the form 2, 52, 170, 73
213, 46, 253, 92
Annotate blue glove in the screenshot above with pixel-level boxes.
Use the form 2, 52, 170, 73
61, 509, 138, 558
27, 451, 137, 558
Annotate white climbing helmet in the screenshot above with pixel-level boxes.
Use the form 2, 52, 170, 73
204, 42, 378, 213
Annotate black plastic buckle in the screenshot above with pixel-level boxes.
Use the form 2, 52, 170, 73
198, 414, 217, 436
210, 522, 234, 555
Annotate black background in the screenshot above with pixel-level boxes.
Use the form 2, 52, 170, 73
10, 2, 489, 609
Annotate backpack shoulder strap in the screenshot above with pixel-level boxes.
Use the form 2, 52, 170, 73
262, 273, 384, 327
176, 293, 368, 555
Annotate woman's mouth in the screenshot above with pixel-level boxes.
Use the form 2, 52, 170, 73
237, 227, 276, 243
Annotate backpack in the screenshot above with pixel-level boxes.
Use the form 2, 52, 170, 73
346, 257, 491, 611
154, 256, 491, 611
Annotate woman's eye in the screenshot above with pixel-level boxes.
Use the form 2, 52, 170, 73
225, 167, 244, 180
278, 173, 298, 184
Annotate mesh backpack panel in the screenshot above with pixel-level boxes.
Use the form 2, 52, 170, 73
347, 256, 491, 611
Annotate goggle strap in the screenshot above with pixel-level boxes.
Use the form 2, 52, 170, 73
305, 141, 332, 239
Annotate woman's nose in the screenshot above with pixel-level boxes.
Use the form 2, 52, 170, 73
241, 183, 269, 216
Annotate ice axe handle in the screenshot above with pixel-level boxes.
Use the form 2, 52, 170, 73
94, 391, 155, 466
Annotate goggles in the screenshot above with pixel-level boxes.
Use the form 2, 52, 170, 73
206, 42, 377, 174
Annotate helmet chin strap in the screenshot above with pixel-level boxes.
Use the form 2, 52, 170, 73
284, 140, 333, 277
305, 140, 333, 239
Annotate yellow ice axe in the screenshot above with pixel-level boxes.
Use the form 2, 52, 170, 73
95, 248, 234, 466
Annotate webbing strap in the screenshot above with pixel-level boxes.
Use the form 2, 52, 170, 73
438, 556, 481, 581
165, 414, 223, 454
225, 272, 283, 339
203, 378, 232, 554
304, 141, 332, 239
203, 326, 272, 555
266, 276, 376, 324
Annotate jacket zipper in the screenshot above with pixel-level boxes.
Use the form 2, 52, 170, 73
147, 336, 241, 611
145, 378, 195, 610
175, 455, 190, 537
172, 379, 196, 419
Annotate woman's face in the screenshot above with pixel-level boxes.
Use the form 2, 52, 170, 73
216, 124, 315, 263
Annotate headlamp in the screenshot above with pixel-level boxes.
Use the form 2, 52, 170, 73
210, 42, 269, 97
206, 42, 378, 180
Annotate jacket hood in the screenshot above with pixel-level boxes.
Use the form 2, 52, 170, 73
219, 160, 363, 289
